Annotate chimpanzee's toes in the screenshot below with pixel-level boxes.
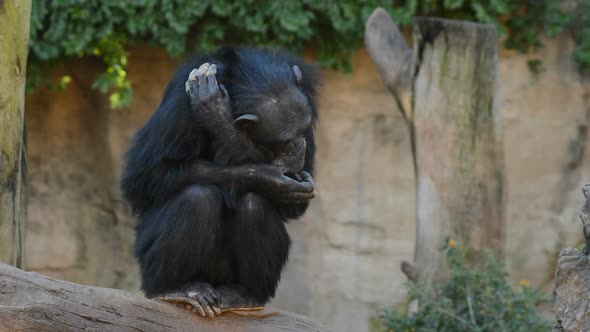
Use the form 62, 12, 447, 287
216, 285, 266, 312
156, 282, 222, 317
186, 283, 222, 316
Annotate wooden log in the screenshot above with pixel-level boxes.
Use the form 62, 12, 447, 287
0, 263, 331, 332
365, 9, 505, 285
0, 0, 31, 268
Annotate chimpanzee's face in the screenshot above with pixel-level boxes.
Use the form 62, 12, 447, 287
234, 83, 312, 173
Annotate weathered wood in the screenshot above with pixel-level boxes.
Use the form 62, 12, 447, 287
411, 16, 505, 283
0, 0, 31, 268
0, 263, 331, 332
364, 8, 413, 121
365, 9, 505, 285
552, 184, 590, 332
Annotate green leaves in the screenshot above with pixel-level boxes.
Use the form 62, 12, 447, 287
444, 0, 465, 10
380, 244, 552, 332
27, 0, 590, 109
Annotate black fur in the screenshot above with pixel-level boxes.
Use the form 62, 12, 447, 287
121, 47, 319, 303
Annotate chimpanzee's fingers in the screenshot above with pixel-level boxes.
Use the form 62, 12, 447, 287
280, 185, 314, 201
188, 68, 200, 81
185, 80, 195, 98
276, 166, 290, 175
219, 84, 230, 102
284, 191, 315, 203
186, 69, 199, 101
206, 64, 218, 95
288, 178, 314, 193
299, 171, 312, 182
195, 63, 210, 96
185, 80, 192, 96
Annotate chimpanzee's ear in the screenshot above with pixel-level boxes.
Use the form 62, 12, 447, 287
234, 114, 259, 128
292, 65, 302, 85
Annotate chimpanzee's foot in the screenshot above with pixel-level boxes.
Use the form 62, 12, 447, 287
156, 282, 222, 317
156, 283, 265, 316
216, 285, 266, 312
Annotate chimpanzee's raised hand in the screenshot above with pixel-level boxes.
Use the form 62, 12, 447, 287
244, 165, 315, 204
185, 63, 232, 125
185, 63, 265, 164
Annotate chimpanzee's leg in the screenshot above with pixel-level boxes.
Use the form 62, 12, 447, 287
228, 192, 291, 305
134, 185, 232, 317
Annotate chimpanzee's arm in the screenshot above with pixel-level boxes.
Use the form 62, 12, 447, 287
123, 159, 242, 213
185, 63, 263, 166
124, 159, 315, 214
122, 66, 258, 212
122, 95, 313, 214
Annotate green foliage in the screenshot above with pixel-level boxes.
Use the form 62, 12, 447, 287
546, 1, 590, 75
28, 0, 590, 108
379, 243, 552, 332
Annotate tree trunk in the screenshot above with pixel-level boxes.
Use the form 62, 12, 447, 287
365, 9, 505, 285
0, 0, 31, 268
0, 263, 331, 332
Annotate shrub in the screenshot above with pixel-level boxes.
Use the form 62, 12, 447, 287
380, 242, 552, 332
28, 1, 590, 108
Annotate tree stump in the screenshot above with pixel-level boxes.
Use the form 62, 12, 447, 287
365, 8, 505, 285
552, 184, 590, 332
0, 263, 331, 332
0, 0, 31, 268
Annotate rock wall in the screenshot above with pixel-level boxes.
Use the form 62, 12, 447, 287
22, 38, 589, 332
501, 38, 590, 289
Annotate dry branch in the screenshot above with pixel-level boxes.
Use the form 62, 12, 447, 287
0, 263, 330, 332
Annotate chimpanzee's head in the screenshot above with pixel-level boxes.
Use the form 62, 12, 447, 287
212, 48, 318, 173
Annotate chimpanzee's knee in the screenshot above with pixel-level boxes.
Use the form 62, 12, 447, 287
180, 185, 222, 209
234, 192, 278, 225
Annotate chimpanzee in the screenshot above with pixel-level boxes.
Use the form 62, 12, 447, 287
121, 47, 319, 317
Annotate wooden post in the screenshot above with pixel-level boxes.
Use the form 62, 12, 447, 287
0, 0, 31, 267
365, 9, 505, 285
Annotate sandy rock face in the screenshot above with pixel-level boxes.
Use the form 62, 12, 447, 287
23, 38, 590, 332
